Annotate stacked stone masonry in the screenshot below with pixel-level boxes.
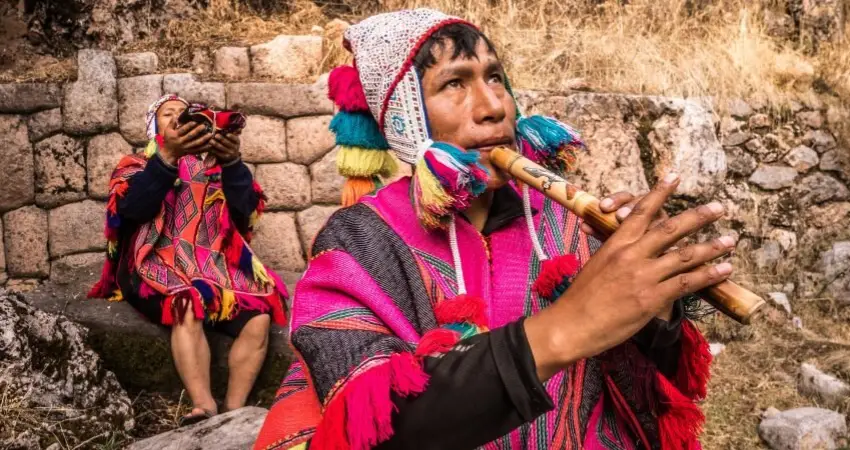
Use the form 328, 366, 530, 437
1, 43, 849, 310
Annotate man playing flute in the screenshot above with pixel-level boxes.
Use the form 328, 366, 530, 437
255, 8, 733, 450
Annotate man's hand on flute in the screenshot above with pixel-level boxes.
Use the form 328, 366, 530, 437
524, 172, 736, 381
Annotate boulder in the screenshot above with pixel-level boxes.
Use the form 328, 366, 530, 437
88, 133, 134, 199
797, 363, 850, 406
0, 115, 35, 212
250, 35, 323, 80
163, 74, 225, 107
251, 212, 306, 272
783, 146, 819, 173
819, 150, 850, 180
240, 116, 287, 163
296, 205, 339, 257
33, 134, 87, 208
255, 163, 312, 210
758, 407, 847, 450
214, 47, 250, 80
0, 83, 62, 114
3, 206, 49, 278
795, 173, 850, 206
125, 407, 266, 450
226, 83, 333, 118
63, 50, 118, 135
749, 165, 798, 190
286, 115, 335, 165
48, 200, 107, 258
310, 147, 345, 205
27, 108, 62, 142
0, 291, 134, 448
723, 131, 753, 147
802, 130, 837, 153
115, 52, 158, 77
118, 75, 164, 145
50, 252, 105, 286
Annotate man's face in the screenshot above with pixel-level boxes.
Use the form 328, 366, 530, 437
156, 100, 187, 136
420, 38, 517, 190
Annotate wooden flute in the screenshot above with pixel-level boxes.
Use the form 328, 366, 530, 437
490, 146, 766, 325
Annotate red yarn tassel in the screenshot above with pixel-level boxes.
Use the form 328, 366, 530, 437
190, 288, 205, 320
87, 260, 116, 298
328, 65, 369, 112
415, 328, 461, 357
675, 320, 712, 401
252, 181, 266, 216
433, 294, 487, 327
532, 254, 580, 299
389, 352, 429, 395
656, 373, 705, 450
161, 296, 175, 326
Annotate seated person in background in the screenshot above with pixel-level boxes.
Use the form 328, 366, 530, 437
89, 94, 288, 426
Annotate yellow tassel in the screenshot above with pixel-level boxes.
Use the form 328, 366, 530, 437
107, 240, 119, 257
290, 444, 308, 450
204, 189, 226, 206
108, 289, 124, 302
413, 158, 453, 229
251, 256, 271, 285
249, 210, 260, 228
219, 289, 236, 321
144, 140, 158, 159
337, 146, 398, 178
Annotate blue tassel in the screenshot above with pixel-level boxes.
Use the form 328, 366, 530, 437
191, 280, 215, 304
106, 212, 121, 229
329, 111, 390, 150
444, 322, 479, 339
516, 115, 585, 174
239, 246, 254, 276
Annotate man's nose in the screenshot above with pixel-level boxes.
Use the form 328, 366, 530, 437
471, 81, 506, 124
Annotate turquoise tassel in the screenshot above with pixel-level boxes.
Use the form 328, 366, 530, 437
329, 111, 390, 150
516, 115, 586, 174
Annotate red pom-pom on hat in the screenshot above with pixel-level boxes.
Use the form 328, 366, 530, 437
329, 65, 370, 112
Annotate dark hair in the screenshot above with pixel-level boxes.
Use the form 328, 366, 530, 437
412, 23, 498, 76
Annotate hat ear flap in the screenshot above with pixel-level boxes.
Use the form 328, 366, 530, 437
327, 64, 397, 206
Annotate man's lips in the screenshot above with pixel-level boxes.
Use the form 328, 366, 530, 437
471, 139, 514, 152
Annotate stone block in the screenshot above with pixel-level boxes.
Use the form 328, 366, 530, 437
0, 115, 35, 212
803, 129, 837, 153
797, 363, 850, 405
115, 52, 159, 77
748, 165, 798, 190
226, 83, 333, 118
251, 212, 305, 272
0, 83, 62, 113
214, 47, 250, 79
63, 50, 118, 135
88, 133, 134, 199
758, 407, 846, 450
795, 173, 849, 206
118, 75, 164, 145
240, 116, 287, 163
51, 252, 105, 286
255, 163, 311, 210
296, 205, 339, 256
126, 407, 267, 450
250, 35, 323, 80
27, 108, 62, 142
783, 145, 819, 173
33, 134, 87, 208
3, 206, 49, 277
286, 115, 334, 165
309, 146, 344, 204
163, 74, 225, 108
48, 200, 107, 258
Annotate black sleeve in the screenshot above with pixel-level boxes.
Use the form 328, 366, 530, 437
378, 318, 554, 450
117, 155, 178, 225
221, 159, 260, 236
633, 300, 684, 378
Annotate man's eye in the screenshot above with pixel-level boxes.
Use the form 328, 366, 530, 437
489, 73, 504, 84
444, 79, 462, 90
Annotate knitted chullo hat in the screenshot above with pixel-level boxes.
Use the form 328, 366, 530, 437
328, 8, 585, 230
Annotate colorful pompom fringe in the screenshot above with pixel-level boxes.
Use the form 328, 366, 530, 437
516, 115, 585, 175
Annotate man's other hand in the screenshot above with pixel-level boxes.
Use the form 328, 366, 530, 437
160, 122, 213, 166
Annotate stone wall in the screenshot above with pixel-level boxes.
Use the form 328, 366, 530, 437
0, 45, 347, 289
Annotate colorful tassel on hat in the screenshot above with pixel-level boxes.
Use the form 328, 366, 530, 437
516, 115, 585, 175
328, 65, 370, 113
412, 141, 488, 229
532, 254, 581, 302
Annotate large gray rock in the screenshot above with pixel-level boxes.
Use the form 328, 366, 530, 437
727, 98, 753, 118
758, 407, 847, 450
251, 212, 306, 272
820, 150, 850, 179
33, 134, 87, 208
214, 47, 251, 80
797, 363, 850, 405
749, 165, 798, 190
87, 133, 133, 199
48, 200, 106, 258
63, 50, 118, 135
0, 292, 134, 448
0, 83, 62, 113
821, 241, 850, 303
256, 163, 312, 210
287, 115, 335, 165
118, 75, 164, 145
296, 205, 339, 257
240, 116, 287, 163
27, 108, 62, 142
226, 83, 333, 118
50, 252, 105, 286
310, 146, 345, 205
250, 35, 323, 80
784, 146, 819, 173
115, 52, 158, 77
0, 115, 35, 212
126, 407, 266, 450
803, 130, 837, 153
725, 146, 758, 177
163, 74, 225, 107
795, 173, 850, 206
3, 206, 49, 278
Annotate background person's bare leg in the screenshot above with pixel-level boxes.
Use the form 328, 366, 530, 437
171, 303, 217, 420
223, 314, 270, 412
